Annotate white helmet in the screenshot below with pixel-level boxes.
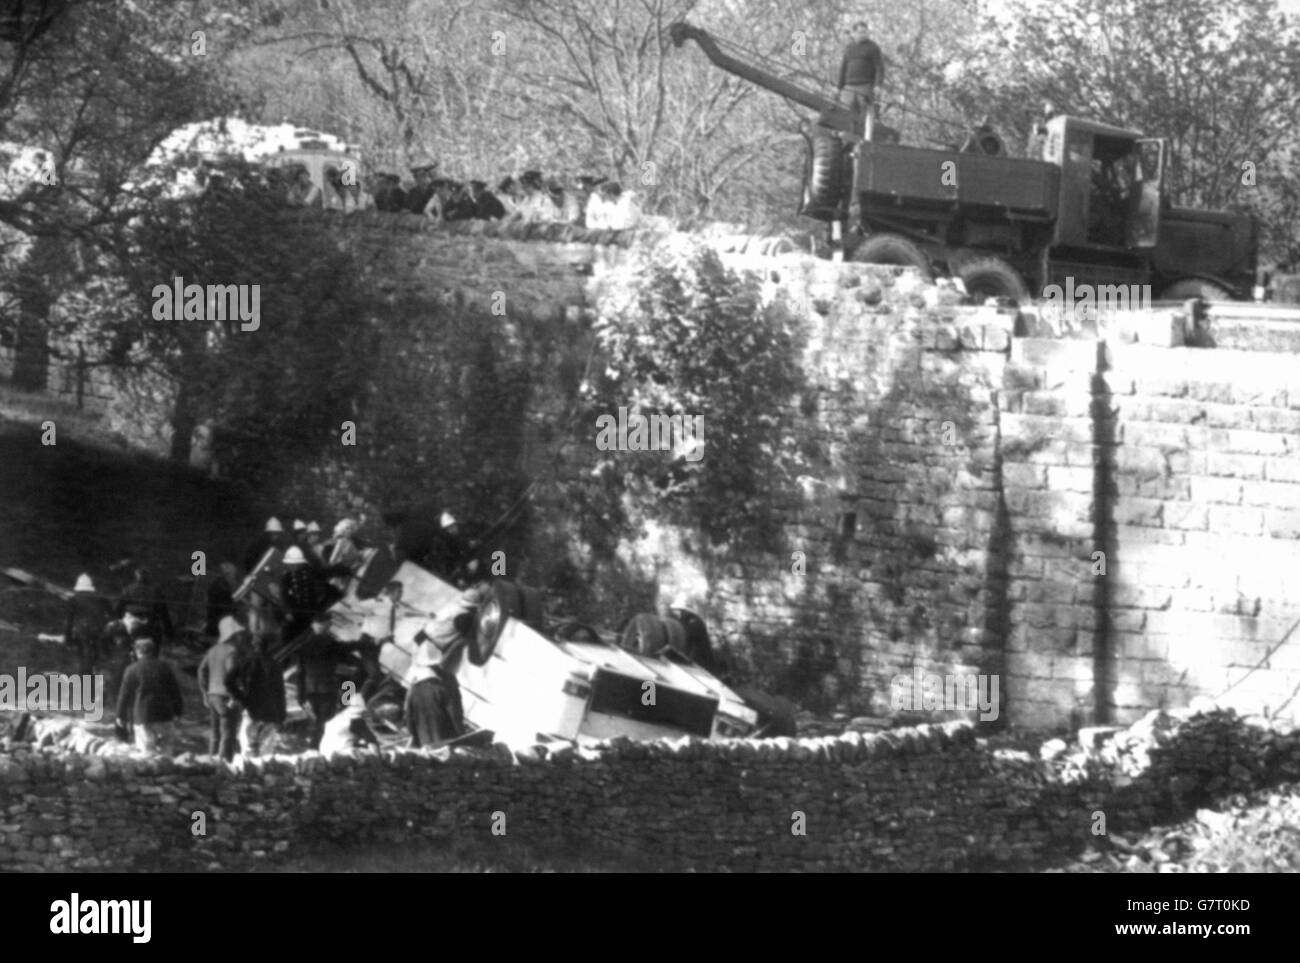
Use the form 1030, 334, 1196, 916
292, 518, 307, 532
74, 574, 96, 593
265, 517, 284, 533
217, 615, 245, 643
440, 511, 458, 529
306, 521, 322, 534
283, 546, 307, 565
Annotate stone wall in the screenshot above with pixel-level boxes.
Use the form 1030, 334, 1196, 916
623, 255, 1016, 719
9, 209, 1300, 729
1, 709, 1296, 872
1000, 335, 1300, 728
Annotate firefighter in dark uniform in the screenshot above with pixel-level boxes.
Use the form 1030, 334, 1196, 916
65, 574, 112, 676
279, 546, 331, 645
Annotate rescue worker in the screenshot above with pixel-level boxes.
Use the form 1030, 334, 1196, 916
197, 616, 246, 761
322, 517, 366, 592
279, 546, 331, 644
405, 584, 486, 747
243, 516, 288, 573
837, 22, 884, 118
427, 511, 481, 585
64, 574, 112, 676
114, 637, 185, 756
303, 521, 326, 567
226, 632, 287, 758
115, 566, 174, 649
324, 517, 365, 568
318, 698, 380, 755
298, 613, 344, 748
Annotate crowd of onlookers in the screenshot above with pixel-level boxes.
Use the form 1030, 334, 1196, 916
261, 159, 645, 230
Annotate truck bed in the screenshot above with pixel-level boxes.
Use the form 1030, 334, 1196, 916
856, 142, 1059, 219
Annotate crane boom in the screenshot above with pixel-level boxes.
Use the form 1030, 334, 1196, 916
668, 21, 862, 136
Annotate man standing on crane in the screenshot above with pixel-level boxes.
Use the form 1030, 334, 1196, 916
837, 22, 884, 120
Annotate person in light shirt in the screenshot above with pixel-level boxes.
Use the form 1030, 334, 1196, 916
404, 584, 489, 747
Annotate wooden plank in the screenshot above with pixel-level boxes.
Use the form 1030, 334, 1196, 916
2, 567, 74, 600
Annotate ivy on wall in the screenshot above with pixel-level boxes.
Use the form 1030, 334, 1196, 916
587, 237, 811, 551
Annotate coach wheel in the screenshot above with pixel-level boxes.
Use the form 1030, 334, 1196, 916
470, 580, 524, 665
620, 613, 687, 657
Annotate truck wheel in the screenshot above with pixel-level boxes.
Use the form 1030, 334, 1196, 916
801, 131, 847, 220
667, 608, 713, 668
1159, 279, 1232, 302
470, 580, 524, 665
957, 256, 1030, 304
851, 234, 934, 282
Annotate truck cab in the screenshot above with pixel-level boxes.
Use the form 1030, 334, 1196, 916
1040, 115, 1255, 298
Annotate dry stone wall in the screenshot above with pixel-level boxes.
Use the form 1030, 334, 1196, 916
1, 710, 1296, 872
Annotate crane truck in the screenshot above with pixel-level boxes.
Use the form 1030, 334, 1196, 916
670, 21, 1257, 304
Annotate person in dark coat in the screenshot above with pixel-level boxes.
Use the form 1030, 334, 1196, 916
226, 633, 287, 757
65, 574, 112, 676
197, 616, 246, 761
405, 163, 437, 214
443, 181, 476, 221
115, 566, 174, 648
369, 172, 407, 212
280, 546, 332, 644
427, 511, 481, 585
838, 22, 884, 117
469, 180, 506, 220
114, 637, 184, 755
383, 503, 441, 567
298, 614, 343, 748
